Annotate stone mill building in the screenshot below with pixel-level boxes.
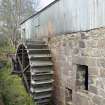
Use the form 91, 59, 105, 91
15, 0, 105, 105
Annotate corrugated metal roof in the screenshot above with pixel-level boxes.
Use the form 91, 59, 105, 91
20, 0, 59, 25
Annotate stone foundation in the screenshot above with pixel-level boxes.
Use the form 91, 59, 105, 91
47, 27, 105, 105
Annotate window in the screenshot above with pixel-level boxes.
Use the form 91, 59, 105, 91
76, 65, 88, 91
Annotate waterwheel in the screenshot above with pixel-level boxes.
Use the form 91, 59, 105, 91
16, 40, 54, 105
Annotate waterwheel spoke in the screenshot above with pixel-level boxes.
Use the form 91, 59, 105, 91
23, 65, 30, 73
17, 56, 30, 93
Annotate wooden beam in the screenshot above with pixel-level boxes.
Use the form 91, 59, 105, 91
23, 65, 30, 73
17, 56, 30, 93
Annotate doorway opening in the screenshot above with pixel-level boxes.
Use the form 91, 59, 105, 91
65, 88, 72, 105
76, 65, 88, 91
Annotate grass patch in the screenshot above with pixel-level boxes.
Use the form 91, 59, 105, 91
0, 41, 35, 105
0, 61, 35, 105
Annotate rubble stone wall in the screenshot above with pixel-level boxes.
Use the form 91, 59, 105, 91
47, 27, 105, 105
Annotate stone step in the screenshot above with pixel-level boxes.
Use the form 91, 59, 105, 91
32, 75, 53, 81
36, 99, 50, 105
33, 94, 51, 100
29, 54, 52, 61
31, 67, 53, 73
31, 70, 53, 74
29, 54, 51, 58
31, 71, 53, 76
28, 49, 50, 54
31, 79, 54, 85
26, 40, 45, 45
30, 61, 53, 67
26, 44, 48, 49
35, 101, 49, 105
30, 87, 53, 93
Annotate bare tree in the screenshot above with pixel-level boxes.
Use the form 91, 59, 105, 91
0, 0, 35, 47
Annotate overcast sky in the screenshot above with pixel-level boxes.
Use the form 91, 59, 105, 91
35, 0, 55, 11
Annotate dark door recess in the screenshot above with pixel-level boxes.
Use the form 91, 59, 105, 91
76, 65, 88, 91
65, 88, 72, 105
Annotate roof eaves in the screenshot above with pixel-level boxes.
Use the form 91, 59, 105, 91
20, 0, 59, 25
